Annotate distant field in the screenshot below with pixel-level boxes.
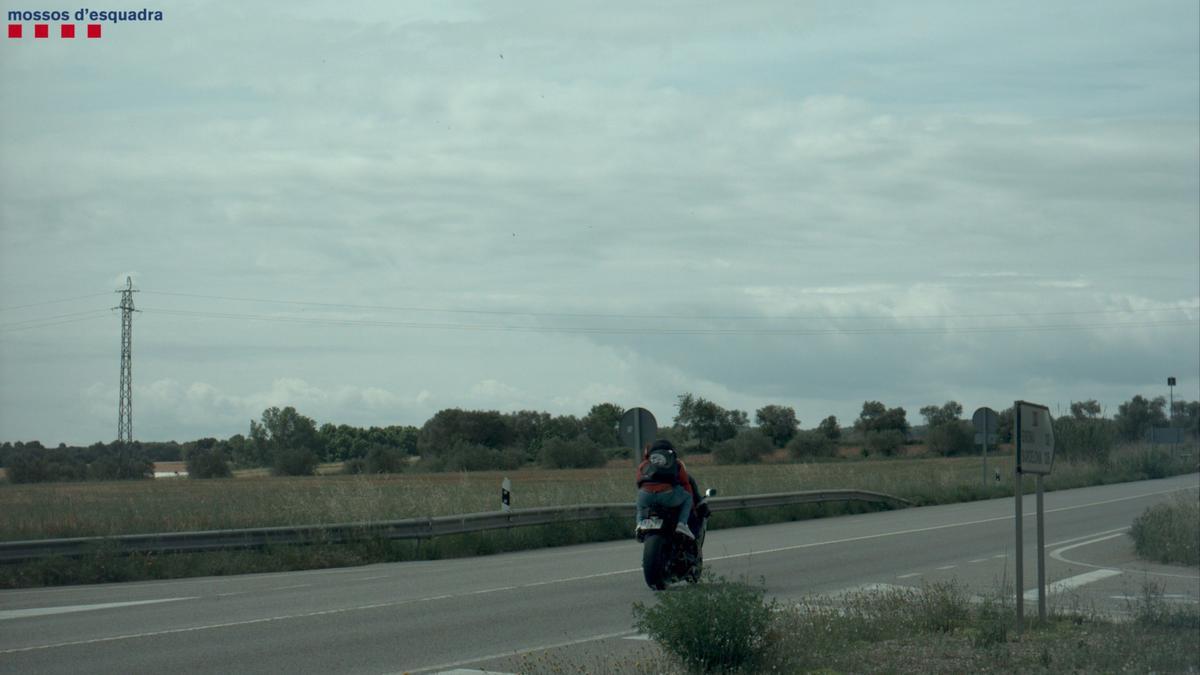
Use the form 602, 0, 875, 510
4, 444, 1193, 541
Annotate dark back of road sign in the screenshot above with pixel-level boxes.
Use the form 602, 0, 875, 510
972, 407, 1000, 444
619, 407, 657, 451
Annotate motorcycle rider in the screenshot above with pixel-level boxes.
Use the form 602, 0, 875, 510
636, 439, 698, 539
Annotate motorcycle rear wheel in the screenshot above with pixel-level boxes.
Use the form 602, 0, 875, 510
641, 533, 669, 590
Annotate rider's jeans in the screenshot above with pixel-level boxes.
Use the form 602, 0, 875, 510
636, 486, 693, 526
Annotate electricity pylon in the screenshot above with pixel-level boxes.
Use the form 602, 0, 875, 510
115, 277, 138, 445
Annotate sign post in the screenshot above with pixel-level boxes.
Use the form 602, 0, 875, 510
972, 407, 999, 488
619, 407, 658, 456
1014, 400, 1055, 631
501, 478, 512, 513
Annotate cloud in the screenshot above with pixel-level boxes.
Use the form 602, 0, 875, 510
1, 1, 1196, 444
77, 377, 425, 441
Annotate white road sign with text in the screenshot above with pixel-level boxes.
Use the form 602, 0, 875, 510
1016, 401, 1055, 474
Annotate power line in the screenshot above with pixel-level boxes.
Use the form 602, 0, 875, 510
1, 288, 1196, 337
0, 308, 113, 328
0, 292, 112, 312
0, 314, 111, 333
139, 306, 1199, 337
141, 290, 1200, 323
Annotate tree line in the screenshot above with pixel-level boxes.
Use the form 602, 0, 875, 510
2, 393, 1196, 483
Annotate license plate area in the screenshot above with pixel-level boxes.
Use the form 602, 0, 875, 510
636, 517, 663, 531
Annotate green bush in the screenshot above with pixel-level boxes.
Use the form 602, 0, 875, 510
633, 576, 777, 673
713, 430, 774, 464
1129, 493, 1200, 566
787, 430, 837, 460
6, 446, 87, 483
864, 430, 905, 457
538, 437, 606, 469
604, 445, 632, 462
1113, 445, 1184, 480
272, 447, 319, 476
86, 446, 153, 481
657, 426, 703, 455
926, 422, 974, 456
365, 445, 407, 473
184, 445, 231, 479
423, 442, 525, 472
1054, 417, 1117, 463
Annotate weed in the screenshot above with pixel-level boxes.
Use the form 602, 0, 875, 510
1133, 579, 1200, 629
1129, 490, 1200, 566
633, 575, 776, 674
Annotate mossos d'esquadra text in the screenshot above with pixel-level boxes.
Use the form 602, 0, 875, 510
8, 8, 164, 23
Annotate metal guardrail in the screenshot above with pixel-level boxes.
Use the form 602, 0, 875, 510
0, 489, 909, 562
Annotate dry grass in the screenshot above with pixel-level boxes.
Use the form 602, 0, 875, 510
2, 445, 1193, 541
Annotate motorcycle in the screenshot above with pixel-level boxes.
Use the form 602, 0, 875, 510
636, 488, 717, 590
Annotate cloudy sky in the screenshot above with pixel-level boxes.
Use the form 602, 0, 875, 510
1, 1, 1197, 445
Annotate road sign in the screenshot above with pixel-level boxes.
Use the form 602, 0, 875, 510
972, 407, 999, 444
972, 406, 999, 487
619, 407, 657, 451
501, 478, 512, 512
1013, 399, 1055, 632
1148, 427, 1185, 444
1015, 401, 1054, 475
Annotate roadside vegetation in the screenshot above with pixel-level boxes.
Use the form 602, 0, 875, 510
620, 577, 1200, 674
1, 444, 1194, 588
1129, 490, 1200, 566
2, 444, 1193, 541
1, 391, 1196, 587
3, 392, 1196, 483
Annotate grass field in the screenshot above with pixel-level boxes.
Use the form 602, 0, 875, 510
1, 444, 1194, 588
2, 443, 1194, 541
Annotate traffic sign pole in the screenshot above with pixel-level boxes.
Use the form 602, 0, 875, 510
1012, 400, 1055, 633
1037, 474, 1046, 622
973, 407, 999, 489
982, 416, 989, 488
1015, 456, 1024, 634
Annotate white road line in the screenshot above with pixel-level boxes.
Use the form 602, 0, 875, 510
707, 486, 1193, 564
434, 670, 516, 675
1050, 531, 1129, 562
624, 634, 652, 641
824, 583, 909, 598
1023, 569, 1122, 600
897, 573, 922, 579
1109, 594, 1198, 604
5, 485, 1190, 655
968, 559, 988, 564
0, 597, 197, 621
936, 565, 957, 570
1050, 529, 1200, 580
1048, 527, 1129, 548
402, 630, 636, 674
351, 575, 388, 582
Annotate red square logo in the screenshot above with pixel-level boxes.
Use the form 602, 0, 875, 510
6, 24, 20, 39
34, 24, 49, 38
61, 24, 75, 38
87, 23, 101, 38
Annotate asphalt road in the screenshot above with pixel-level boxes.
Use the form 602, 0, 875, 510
1, 473, 1196, 674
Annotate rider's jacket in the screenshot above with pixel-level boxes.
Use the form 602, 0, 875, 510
636, 453, 695, 501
